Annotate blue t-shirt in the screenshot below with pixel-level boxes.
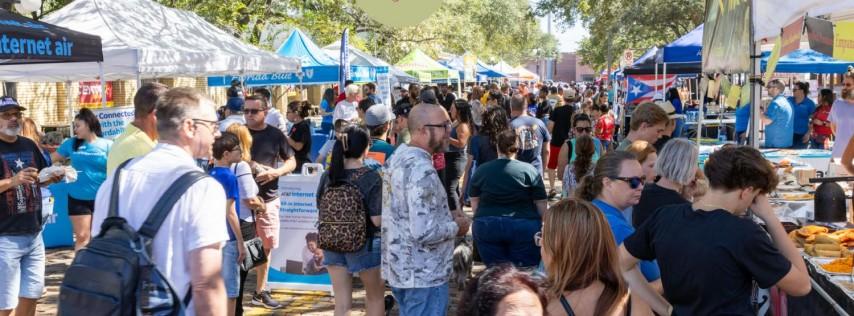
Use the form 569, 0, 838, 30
671, 98, 683, 114
787, 96, 816, 135
365, 138, 395, 171
57, 137, 112, 200
510, 115, 551, 175
735, 103, 751, 133
764, 96, 794, 148
592, 199, 661, 282
320, 99, 333, 125
209, 166, 241, 241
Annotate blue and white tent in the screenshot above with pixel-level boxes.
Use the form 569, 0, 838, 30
664, 24, 703, 63
761, 48, 853, 74
209, 28, 379, 87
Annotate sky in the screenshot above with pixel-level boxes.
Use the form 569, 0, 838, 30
531, 2, 589, 52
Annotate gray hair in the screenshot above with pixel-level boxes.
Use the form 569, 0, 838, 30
155, 87, 212, 140
346, 84, 361, 96
654, 138, 698, 185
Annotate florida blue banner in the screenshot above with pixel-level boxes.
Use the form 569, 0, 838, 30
207, 64, 382, 87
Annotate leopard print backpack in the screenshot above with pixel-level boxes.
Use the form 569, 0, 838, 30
317, 168, 370, 253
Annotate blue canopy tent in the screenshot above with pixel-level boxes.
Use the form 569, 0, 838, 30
321, 43, 413, 84
664, 24, 703, 63
623, 47, 701, 75
208, 28, 378, 86
761, 48, 854, 73
476, 60, 507, 78
438, 58, 465, 83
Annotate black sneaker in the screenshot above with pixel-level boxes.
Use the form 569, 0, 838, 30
251, 290, 282, 309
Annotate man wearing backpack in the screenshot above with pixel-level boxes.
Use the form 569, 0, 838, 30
90, 87, 229, 315
0, 97, 64, 316
382, 103, 471, 315
509, 95, 551, 178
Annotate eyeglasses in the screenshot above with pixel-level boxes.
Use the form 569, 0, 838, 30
0, 111, 22, 120
423, 121, 451, 131
610, 176, 645, 189
575, 127, 592, 133
192, 119, 219, 136
534, 231, 542, 247
244, 109, 264, 115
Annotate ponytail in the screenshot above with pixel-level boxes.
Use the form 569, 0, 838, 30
575, 174, 600, 201
329, 136, 346, 185
574, 150, 636, 202
327, 126, 371, 186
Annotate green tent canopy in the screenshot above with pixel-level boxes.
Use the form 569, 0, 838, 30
395, 48, 460, 83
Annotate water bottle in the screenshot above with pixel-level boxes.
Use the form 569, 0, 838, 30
717, 128, 727, 143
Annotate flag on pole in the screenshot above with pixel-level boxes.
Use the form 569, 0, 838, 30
339, 29, 350, 90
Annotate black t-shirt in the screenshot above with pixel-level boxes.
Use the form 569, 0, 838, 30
467, 134, 498, 166
535, 101, 553, 120
289, 120, 312, 171
654, 135, 672, 152
0, 137, 48, 235
632, 183, 689, 227
624, 204, 792, 315
549, 105, 574, 146
439, 92, 456, 111
250, 125, 295, 202
316, 167, 382, 235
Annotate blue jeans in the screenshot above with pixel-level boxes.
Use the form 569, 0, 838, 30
0, 233, 45, 310
221, 240, 240, 298
472, 216, 541, 268
391, 283, 449, 316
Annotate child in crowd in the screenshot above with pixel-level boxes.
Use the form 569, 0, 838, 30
315, 119, 350, 167
209, 132, 247, 316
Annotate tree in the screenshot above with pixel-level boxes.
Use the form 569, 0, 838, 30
534, 0, 704, 71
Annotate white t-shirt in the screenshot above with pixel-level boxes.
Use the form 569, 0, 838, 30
231, 161, 259, 221
91, 144, 228, 315
829, 99, 854, 158
333, 100, 358, 123
265, 108, 289, 132
219, 115, 245, 132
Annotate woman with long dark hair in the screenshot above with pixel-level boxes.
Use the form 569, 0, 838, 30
540, 199, 629, 316
320, 88, 337, 133
315, 125, 385, 316
810, 88, 834, 149
443, 100, 473, 216
53, 108, 112, 250
462, 107, 509, 207
286, 100, 313, 171
559, 134, 595, 198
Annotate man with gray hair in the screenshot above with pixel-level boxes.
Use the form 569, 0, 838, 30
760, 79, 794, 148
334, 84, 361, 123
92, 87, 228, 315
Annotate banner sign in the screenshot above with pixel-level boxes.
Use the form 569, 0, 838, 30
207, 65, 381, 87
92, 106, 134, 139
339, 29, 350, 89
0, 11, 103, 64
833, 21, 854, 62
780, 17, 804, 57
377, 70, 392, 106
765, 37, 782, 83
805, 16, 834, 57
702, 0, 751, 73
78, 81, 113, 108
463, 53, 477, 82
269, 170, 332, 292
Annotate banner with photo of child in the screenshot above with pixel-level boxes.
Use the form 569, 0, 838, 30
268, 164, 332, 292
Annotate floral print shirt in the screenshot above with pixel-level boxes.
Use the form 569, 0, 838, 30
381, 144, 458, 288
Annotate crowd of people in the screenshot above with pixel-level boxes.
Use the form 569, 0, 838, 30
0, 69, 853, 316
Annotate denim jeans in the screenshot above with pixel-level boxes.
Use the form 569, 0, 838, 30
472, 216, 541, 268
0, 233, 45, 310
391, 283, 449, 316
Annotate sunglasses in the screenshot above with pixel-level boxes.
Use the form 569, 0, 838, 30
610, 176, 645, 189
244, 109, 264, 115
575, 127, 592, 133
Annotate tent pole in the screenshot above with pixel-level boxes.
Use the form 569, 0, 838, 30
663, 63, 668, 100
697, 76, 706, 145
99, 62, 107, 109
66, 80, 73, 134
654, 63, 659, 98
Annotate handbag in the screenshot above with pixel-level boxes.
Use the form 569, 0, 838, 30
239, 211, 268, 272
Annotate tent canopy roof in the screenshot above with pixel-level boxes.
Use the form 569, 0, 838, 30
278, 29, 337, 67
664, 24, 703, 63
761, 48, 854, 74
322, 43, 417, 84
754, 1, 854, 40
0, 9, 102, 65
0, 0, 299, 82
395, 49, 459, 81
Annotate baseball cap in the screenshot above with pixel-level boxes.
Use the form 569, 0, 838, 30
0, 96, 25, 112
225, 97, 244, 112
365, 105, 395, 127
393, 103, 412, 117
655, 100, 683, 119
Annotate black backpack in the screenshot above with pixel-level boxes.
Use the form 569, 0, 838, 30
58, 160, 209, 315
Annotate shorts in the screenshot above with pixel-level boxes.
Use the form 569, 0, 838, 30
322, 237, 381, 274
256, 198, 280, 250
546, 144, 562, 170
67, 196, 94, 216
0, 233, 45, 310
221, 240, 240, 298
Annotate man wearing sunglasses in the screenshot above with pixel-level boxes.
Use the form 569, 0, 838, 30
617, 102, 669, 151
760, 79, 794, 148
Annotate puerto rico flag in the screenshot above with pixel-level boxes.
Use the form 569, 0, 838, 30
625, 74, 676, 104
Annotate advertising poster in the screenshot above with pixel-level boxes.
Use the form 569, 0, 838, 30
78, 81, 113, 108
268, 169, 332, 292
377, 70, 392, 106
92, 106, 134, 139
833, 21, 854, 62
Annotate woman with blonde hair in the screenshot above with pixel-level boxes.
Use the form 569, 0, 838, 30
20, 117, 51, 163
539, 199, 629, 315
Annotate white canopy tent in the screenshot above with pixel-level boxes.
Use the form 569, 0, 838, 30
0, 0, 299, 82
